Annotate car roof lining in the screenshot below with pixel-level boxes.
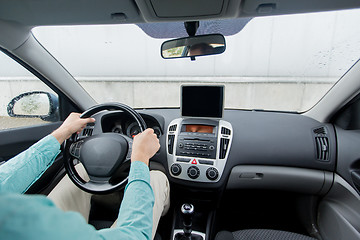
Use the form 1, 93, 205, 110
0, 0, 360, 27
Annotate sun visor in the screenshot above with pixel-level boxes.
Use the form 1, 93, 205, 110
136, 18, 251, 38
149, 0, 225, 17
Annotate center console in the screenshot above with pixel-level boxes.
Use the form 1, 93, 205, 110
166, 85, 232, 240
166, 85, 233, 183
167, 118, 233, 182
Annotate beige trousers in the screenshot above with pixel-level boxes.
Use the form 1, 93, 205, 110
48, 165, 170, 239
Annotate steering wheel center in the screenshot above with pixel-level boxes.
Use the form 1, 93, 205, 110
79, 133, 128, 177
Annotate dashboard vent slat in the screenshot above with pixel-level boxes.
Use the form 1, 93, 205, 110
315, 136, 329, 161
82, 128, 93, 137
313, 127, 327, 135
219, 138, 230, 159
169, 124, 177, 132
221, 127, 231, 135
168, 135, 175, 154
313, 126, 329, 162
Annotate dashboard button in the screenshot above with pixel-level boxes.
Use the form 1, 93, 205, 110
177, 158, 190, 163
206, 167, 219, 180
171, 164, 182, 176
187, 166, 200, 179
199, 160, 213, 165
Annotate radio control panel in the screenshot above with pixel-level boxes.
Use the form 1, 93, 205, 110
166, 118, 233, 183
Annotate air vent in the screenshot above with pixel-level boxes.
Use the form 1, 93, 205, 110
168, 135, 175, 154
313, 126, 330, 161
313, 127, 327, 135
315, 136, 329, 161
82, 128, 93, 137
169, 124, 177, 132
221, 127, 231, 135
219, 138, 230, 159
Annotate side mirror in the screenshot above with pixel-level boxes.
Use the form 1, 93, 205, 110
161, 34, 226, 60
7, 91, 59, 122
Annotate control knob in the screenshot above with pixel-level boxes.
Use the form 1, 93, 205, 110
206, 167, 219, 180
171, 164, 182, 176
187, 166, 200, 179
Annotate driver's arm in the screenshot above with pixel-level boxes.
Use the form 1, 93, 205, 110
0, 128, 160, 240
0, 113, 95, 194
105, 128, 160, 239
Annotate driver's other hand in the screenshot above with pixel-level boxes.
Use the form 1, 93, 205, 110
131, 128, 160, 166
51, 112, 96, 144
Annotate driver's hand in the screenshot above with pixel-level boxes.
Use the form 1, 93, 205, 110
51, 112, 96, 144
131, 128, 160, 166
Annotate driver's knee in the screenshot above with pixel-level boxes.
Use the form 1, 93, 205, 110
150, 170, 170, 217
74, 163, 90, 181
110, 171, 170, 236
47, 164, 92, 221
150, 170, 170, 239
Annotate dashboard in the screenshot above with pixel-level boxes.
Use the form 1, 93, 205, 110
151, 109, 335, 191
77, 84, 337, 195
82, 107, 336, 194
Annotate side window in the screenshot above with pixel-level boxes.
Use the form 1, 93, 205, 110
0, 51, 59, 130
332, 94, 360, 130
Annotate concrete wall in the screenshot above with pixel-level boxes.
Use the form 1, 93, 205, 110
79, 77, 334, 112
0, 77, 334, 117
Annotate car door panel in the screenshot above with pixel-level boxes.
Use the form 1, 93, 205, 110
0, 122, 63, 194
0, 122, 61, 162
334, 126, 360, 194
318, 175, 360, 240
317, 106, 360, 239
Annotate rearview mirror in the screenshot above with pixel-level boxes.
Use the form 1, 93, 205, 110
161, 34, 225, 60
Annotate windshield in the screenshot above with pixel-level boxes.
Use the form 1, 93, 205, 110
32, 8, 360, 112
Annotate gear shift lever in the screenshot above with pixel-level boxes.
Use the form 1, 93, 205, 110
174, 204, 203, 240
181, 203, 194, 238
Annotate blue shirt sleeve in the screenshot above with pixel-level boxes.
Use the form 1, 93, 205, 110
0, 135, 61, 194
0, 161, 154, 240
114, 161, 154, 238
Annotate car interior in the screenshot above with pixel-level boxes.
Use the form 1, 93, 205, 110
1, 0, 360, 240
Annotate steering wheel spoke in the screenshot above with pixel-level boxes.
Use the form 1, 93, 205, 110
69, 139, 84, 159
124, 135, 133, 162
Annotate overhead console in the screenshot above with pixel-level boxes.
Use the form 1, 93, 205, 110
167, 85, 233, 183
134, 0, 240, 21
148, 0, 225, 17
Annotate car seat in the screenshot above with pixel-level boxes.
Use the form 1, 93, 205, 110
215, 229, 317, 240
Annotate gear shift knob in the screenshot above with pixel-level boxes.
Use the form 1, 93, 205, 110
181, 203, 194, 226
181, 203, 194, 238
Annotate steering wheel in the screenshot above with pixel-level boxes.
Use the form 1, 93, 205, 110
64, 103, 147, 194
